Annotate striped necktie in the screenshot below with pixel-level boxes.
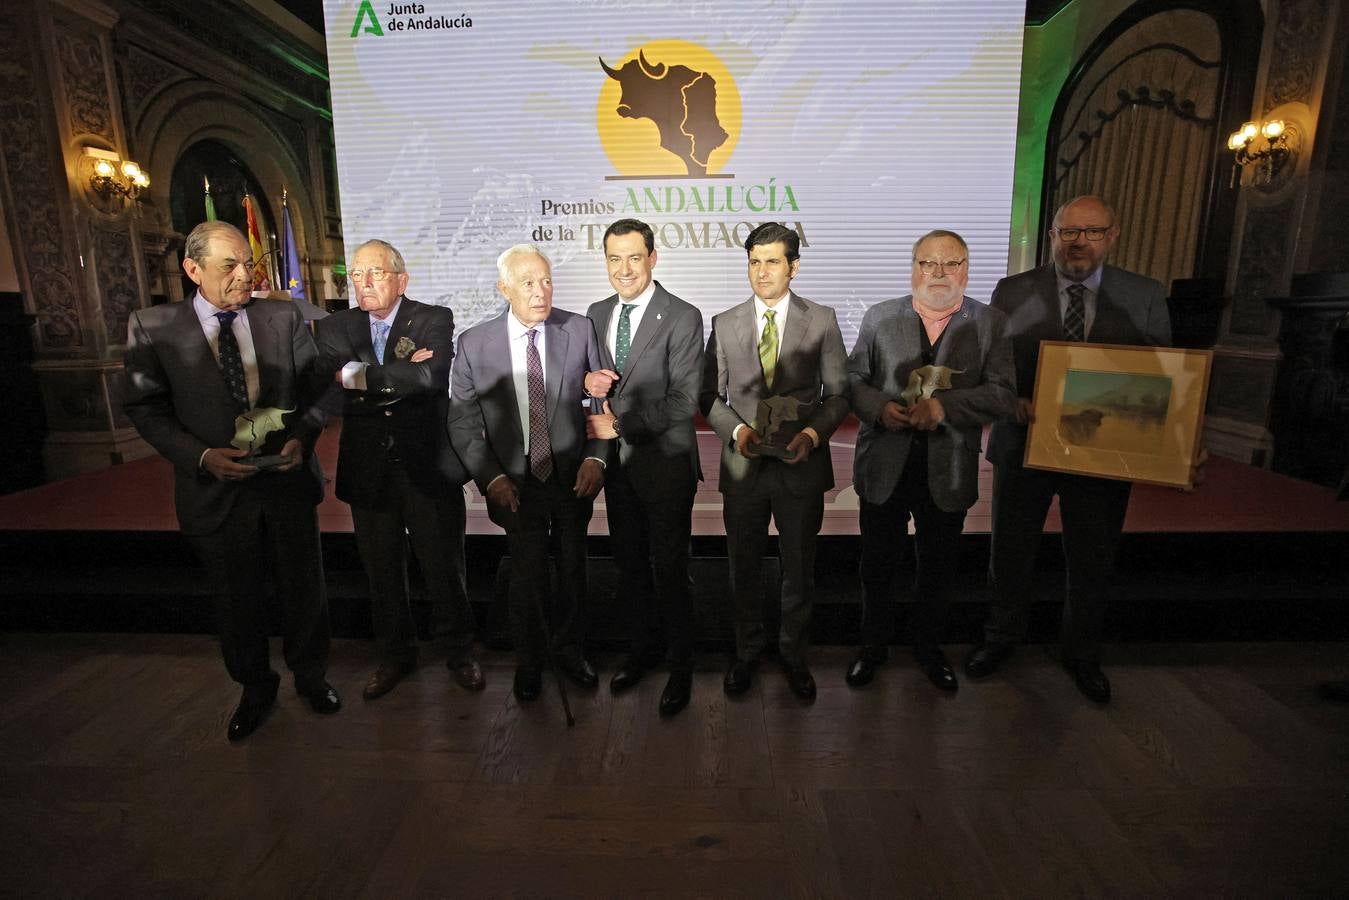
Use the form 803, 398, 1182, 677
1064, 283, 1086, 342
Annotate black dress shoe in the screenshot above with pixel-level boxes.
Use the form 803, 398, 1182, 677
513, 666, 542, 702
964, 642, 1015, 678
786, 664, 817, 702
301, 681, 342, 714
659, 669, 693, 716
363, 659, 415, 701
559, 655, 598, 689
915, 649, 958, 693
845, 646, 888, 688
450, 660, 486, 692
723, 659, 756, 696
228, 676, 279, 742
1064, 659, 1111, 703
609, 659, 646, 694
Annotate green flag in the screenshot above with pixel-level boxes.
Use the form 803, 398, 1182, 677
204, 176, 217, 222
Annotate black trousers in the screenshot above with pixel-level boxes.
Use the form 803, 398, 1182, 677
492, 473, 594, 668
857, 455, 967, 653
350, 465, 475, 667
723, 462, 824, 667
604, 466, 696, 667
189, 491, 330, 692
985, 462, 1132, 663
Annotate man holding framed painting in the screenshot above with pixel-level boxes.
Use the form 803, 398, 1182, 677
966, 195, 1181, 704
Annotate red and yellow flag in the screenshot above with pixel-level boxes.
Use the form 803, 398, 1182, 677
242, 194, 272, 290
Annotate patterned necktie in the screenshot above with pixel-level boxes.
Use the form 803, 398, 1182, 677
372, 319, 391, 362
614, 303, 635, 374
526, 329, 553, 482
1064, 283, 1086, 342
214, 311, 249, 412
758, 308, 778, 389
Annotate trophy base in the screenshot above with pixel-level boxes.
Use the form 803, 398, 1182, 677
756, 443, 797, 461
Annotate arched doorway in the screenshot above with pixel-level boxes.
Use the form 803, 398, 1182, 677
1041, 0, 1262, 290
169, 139, 278, 298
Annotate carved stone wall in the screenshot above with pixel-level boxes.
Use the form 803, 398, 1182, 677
0, 15, 86, 353
1206, 0, 1341, 466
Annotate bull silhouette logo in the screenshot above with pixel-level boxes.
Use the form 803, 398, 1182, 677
596, 41, 741, 179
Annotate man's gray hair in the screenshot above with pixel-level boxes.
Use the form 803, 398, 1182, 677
911, 229, 970, 262
353, 239, 406, 273
184, 221, 247, 263
496, 244, 550, 281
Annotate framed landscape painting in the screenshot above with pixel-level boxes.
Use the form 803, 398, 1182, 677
1024, 342, 1213, 488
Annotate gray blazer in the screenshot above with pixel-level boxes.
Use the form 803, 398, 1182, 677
699, 291, 849, 496
123, 298, 326, 535
986, 263, 1171, 466
587, 281, 704, 500
849, 296, 1016, 512
448, 306, 608, 495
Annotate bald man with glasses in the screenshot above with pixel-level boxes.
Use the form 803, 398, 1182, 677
967, 195, 1171, 704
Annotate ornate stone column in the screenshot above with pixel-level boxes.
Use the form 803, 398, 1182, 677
1206, 0, 1342, 465
0, 0, 154, 478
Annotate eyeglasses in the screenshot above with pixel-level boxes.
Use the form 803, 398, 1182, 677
1052, 227, 1111, 242
349, 266, 397, 282
914, 259, 966, 276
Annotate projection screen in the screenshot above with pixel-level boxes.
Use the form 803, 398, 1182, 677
324, 0, 1026, 345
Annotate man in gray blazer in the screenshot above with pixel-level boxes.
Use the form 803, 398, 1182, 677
448, 245, 609, 702
123, 221, 339, 742
316, 239, 482, 702
846, 230, 1015, 691
966, 195, 1172, 704
583, 219, 704, 716
700, 222, 849, 701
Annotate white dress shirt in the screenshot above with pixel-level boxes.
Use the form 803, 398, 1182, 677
605, 280, 656, 360
340, 297, 403, 390
194, 292, 259, 407
1056, 267, 1103, 339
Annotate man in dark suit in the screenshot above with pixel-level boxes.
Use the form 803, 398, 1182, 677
846, 230, 1016, 691
448, 244, 609, 702
582, 219, 703, 716
123, 221, 339, 741
315, 239, 483, 701
700, 222, 849, 701
966, 195, 1172, 703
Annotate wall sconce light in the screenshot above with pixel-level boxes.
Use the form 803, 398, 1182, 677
83, 147, 150, 201
1227, 120, 1293, 187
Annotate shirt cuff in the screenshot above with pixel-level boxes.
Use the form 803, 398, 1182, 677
486, 473, 510, 493
198, 448, 211, 470
802, 426, 821, 448
732, 423, 744, 441
340, 361, 368, 390
585, 456, 606, 469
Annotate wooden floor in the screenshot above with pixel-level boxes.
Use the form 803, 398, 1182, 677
2, 633, 1346, 897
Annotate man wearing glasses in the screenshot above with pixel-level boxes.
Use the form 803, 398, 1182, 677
966, 195, 1171, 703
845, 231, 1015, 692
315, 240, 483, 702
124, 221, 339, 741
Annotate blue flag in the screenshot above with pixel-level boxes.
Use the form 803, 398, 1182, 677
281, 197, 305, 300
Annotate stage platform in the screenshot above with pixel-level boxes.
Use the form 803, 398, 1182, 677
2, 421, 1346, 645
3, 420, 1348, 536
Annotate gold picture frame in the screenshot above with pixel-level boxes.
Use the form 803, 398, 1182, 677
1024, 342, 1213, 488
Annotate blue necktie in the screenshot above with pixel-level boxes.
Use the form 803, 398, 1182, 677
372, 319, 391, 362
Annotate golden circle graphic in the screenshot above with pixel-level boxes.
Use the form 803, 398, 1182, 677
596, 40, 741, 178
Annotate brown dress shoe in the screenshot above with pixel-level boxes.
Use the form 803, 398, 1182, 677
362, 660, 414, 700
451, 660, 486, 692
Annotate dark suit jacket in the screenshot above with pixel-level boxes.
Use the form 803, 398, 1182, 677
849, 296, 1016, 512
448, 306, 608, 495
986, 264, 1171, 466
587, 281, 703, 500
699, 291, 849, 496
316, 297, 468, 508
123, 298, 325, 536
